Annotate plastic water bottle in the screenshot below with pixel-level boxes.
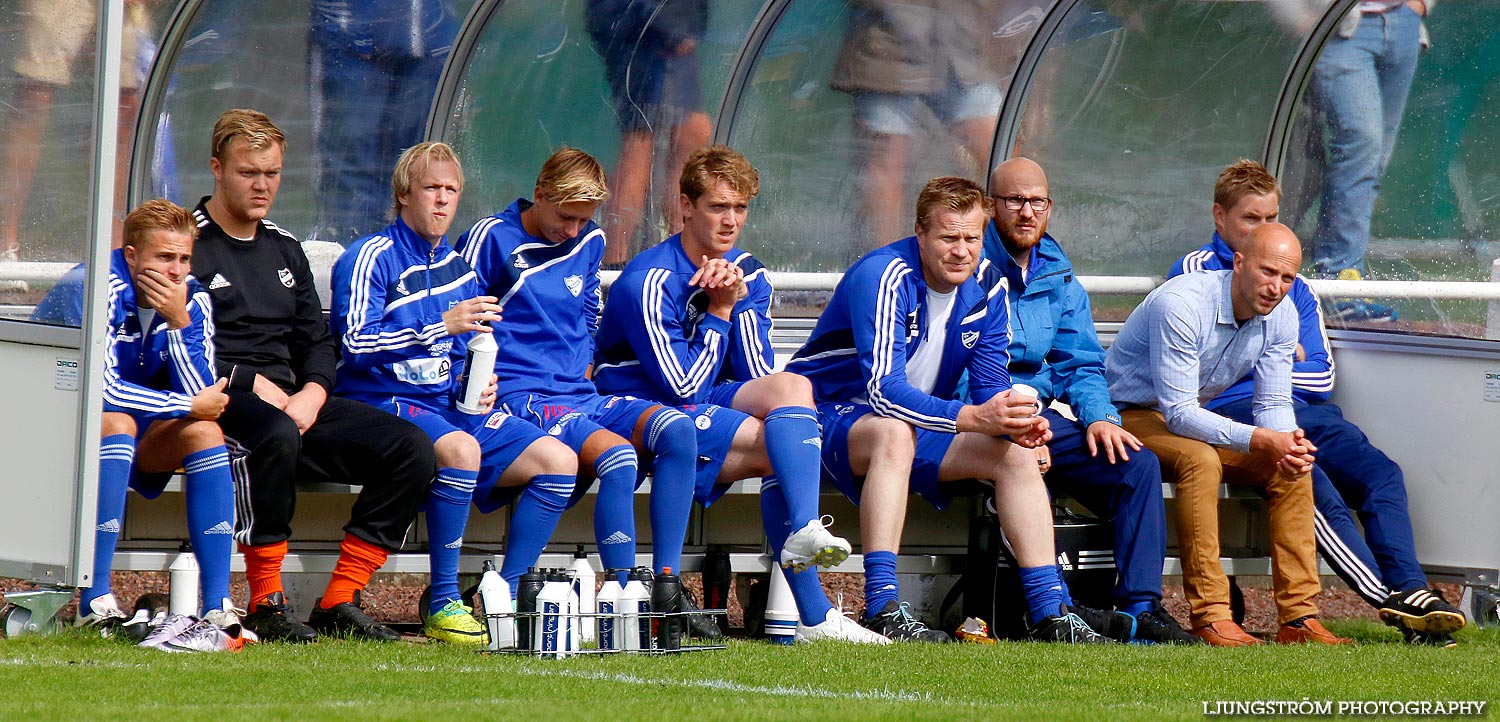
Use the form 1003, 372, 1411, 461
563, 569, 579, 653
515, 567, 546, 651
596, 572, 622, 651
455, 330, 498, 414
619, 568, 651, 652
650, 567, 683, 651
570, 546, 597, 644
535, 570, 571, 657
477, 559, 515, 650
168, 540, 199, 616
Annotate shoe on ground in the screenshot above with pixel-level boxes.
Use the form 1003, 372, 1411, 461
1402, 627, 1459, 648
307, 596, 401, 642
1195, 619, 1262, 647
1070, 604, 1135, 642
203, 599, 258, 643
74, 593, 130, 637
1027, 606, 1113, 644
1133, 606, 1203, 645
243, 591, 318, 643
1277, 616, 1352, 645
795, 607, 891, 644
860, 600, 952, 643
780, 516, 852, 571
1379, 588, 1466, 636
423, 599, 489, 646
138, 613, 198, 650
645, 579, 722, 640
159, 618, 253, 653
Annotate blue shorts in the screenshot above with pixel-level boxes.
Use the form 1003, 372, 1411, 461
816, 402, 957, 510
677, 402, 750, 508
375, 397, 550, 514
126, 418, 196, 500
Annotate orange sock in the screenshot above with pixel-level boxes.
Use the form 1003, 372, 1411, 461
240, 540, 287, 608
319, 533, 388, 609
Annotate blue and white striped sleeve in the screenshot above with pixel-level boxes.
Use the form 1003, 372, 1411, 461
332, 238, 448, 369
728, 268, 776, 381
163, 287, 216, 395
1148, 292, 1257, 451
1289, 278, 1335, 400
615, 266, 731, 405
101, 280, 194, 421
852, 258, 964, 433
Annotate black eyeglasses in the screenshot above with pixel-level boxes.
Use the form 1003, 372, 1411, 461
993, 196, 1052, 212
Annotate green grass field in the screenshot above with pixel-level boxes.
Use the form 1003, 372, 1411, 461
2, 621, 1496, 721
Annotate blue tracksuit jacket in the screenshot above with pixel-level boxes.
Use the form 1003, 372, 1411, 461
103, 248, 217, 424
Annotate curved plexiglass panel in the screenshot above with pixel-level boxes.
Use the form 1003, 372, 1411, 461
439, 0, 762, 265
144, 0, 475, 246
0, 0, 176, 326
1280, 2, 1500, 339
1011, 0, 1330, 320
724, 0, 1049, 272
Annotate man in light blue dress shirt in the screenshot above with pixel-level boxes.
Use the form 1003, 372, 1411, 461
1105, 224, 1347, 647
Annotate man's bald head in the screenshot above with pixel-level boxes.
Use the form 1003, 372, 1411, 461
1230, 223, 1302, 320
988, 157, 1051, 255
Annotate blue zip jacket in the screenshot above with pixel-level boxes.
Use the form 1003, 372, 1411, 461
456, 199, 605, 400
787, 237, 1013, 433
103, 248, 217, 424
982, 226, 1122, 428
593, 234, 774, 404
331, 217, 476, 410
1169, 232, 1335, 406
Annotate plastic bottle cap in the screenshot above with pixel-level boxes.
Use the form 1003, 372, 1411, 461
661, 566, 672, 574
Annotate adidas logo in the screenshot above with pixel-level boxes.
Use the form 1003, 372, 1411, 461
600, 531, 632, 545
208, 273, 231, 290
96, 518, 121, 533
513, 255, 530, 270
202, 520, 234, 535
444, 538, 464, 550
802, 437, 822, 449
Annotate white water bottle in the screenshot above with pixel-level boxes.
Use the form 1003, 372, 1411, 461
535, 571, 572, 657
570, 546, 597, 644
477, 559, 515, 650
619, 570, 651, 652
456, 330, 498, 415
564, 570, 579, 653
168, 540, 199, 616
596, 574, 622, 651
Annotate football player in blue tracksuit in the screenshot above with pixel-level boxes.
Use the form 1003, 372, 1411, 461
1170, 160, 1465, 644
331, 143, 578, 645
593, 145, 887, 644
455, 148, 705, 627
981, 158, 1198, 644
789, 176, 1107, 643
81, 200, 239, 636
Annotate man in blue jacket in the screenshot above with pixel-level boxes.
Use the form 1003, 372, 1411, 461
789, 176, 1108, 643
1170, 159, 1465, 645
983, 158, 1197, 644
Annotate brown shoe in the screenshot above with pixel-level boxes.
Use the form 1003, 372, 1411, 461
1194, 620, 1262, 647
1277, 616, 1352, 645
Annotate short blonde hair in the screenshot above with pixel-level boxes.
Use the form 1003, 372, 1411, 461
915, 176, 988, 229
536, 147, 609, 204
211, 109, 285, 160
390, 142, 464, 219
679, 145, 759, 202
1215, 159, 1281, 210
124, 199, 195, 249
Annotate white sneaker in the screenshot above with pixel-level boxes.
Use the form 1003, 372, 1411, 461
138, 614, 198, 650
780, 516, 851, 571
203, 599, 258, 642
159, 618, 252, 653
75, 594, 129, 634
795, 607, 892, 644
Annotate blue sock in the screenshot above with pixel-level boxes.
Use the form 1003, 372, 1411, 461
427, 468, 477, 615
592, 445, 639, 581
1019, 564, 1067, 625
761, 407, 822, 526
1058, 569, 1075, 607
643, 408, 695, 574
83, 435, 135, 609
762, 478, 833, 625
1120, 600, 1154, 617
182, 446, 235, 613
499, 474, 575, 589
862, 550, 899, 619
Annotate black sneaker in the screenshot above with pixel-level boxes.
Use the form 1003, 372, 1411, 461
1133, 606, 1203, 645
1379, 588, 1466, 635
1070, 604, 1135, 642
307, 594, 400, 642
641, 572, 722, 639
1027, 606, 1114, 644
860, 600, 952, 643
244, 592, 318, 643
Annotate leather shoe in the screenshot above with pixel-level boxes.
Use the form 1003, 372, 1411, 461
1194, 620, 1262, 647
1277, 616, 1352, 645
